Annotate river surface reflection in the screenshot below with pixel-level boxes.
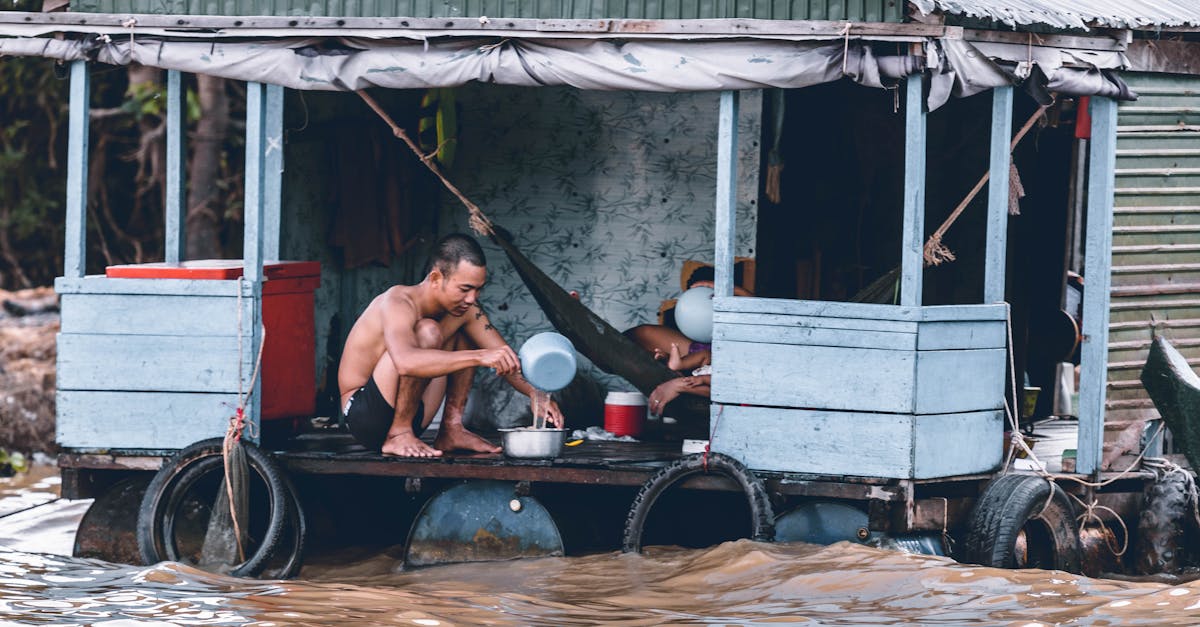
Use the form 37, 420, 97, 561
4, 541, 1200, 625
2, 466, 1200, 625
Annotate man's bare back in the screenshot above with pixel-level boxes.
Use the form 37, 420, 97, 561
336, 234, 563, 458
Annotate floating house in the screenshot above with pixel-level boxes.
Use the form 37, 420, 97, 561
2, 0, 1200, 576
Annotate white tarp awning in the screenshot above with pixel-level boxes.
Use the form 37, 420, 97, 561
0, 34, 1133, 106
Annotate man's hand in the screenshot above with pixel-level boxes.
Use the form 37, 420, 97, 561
540, 398, 566, 427
479, 346, 521, 376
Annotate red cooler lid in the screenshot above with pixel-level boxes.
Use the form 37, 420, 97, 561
106, 259, 321, 280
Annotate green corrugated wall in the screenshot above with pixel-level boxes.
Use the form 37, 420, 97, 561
70, 0, 903, 20
1108, 72, 1200, 425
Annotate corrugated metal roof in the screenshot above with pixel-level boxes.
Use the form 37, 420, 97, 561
70, 0, 904, 21
911, 0, 1200, 29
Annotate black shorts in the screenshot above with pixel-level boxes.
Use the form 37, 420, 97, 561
343, 376, 425, 451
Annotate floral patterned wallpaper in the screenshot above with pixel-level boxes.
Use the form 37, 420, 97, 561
437, 85, 762, 428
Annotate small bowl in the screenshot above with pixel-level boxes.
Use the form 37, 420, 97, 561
499, 428, 567, 459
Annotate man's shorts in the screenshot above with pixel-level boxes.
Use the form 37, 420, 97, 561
343, 376, 425, 451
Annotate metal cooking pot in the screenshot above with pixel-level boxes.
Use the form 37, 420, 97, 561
499, 428, 567, 459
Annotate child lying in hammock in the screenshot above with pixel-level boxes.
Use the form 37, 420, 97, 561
629, 265, 751, 416
623, 265, 751, 375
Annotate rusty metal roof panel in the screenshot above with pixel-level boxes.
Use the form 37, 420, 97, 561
70, 0, 905, 20
911, 0, 1200, 29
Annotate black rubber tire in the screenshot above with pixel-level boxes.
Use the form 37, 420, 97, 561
622, 452, 775, 553
158, 452, 307, 579
258, 472, 307, 580
1134, 471, 1194, 575
137, 438, 293, 578
963, 473, 1082, 573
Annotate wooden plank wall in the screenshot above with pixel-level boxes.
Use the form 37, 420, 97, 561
1107, 74, 1200, 425
56, 277, 254, 449
711, 405, 1003, 478
710, 298, 1007, 478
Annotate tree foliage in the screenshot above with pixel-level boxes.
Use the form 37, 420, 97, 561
1, 14, 246, 289
0, 55, 69, 288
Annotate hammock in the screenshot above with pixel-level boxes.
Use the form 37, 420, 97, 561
489, 225, 712, 425
357, 90, 710, 427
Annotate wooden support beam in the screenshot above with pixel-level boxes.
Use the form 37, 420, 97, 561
1126, 40, 1200, 75
901, 74, 926, 307
244, 82, 266, 284
263, 84, 284, 262
984, 85, 1013, 304
963, 28, 1126, 52
165, 69, 186, 265
0, 11, 960, 38
242, 81, 267, 444
64, 60, 89, 279
1078, 96, 1118, 477
714, 90, 739, 299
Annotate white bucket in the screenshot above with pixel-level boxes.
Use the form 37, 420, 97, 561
518, 332, 578, 392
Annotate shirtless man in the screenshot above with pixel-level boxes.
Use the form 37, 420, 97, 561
338, 233, 564, 457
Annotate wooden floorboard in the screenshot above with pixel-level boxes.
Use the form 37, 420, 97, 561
62, 426, 1158, 495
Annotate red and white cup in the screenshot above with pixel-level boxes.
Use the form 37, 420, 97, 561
604, 391, 647, 437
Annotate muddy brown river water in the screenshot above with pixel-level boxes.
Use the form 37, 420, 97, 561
1, 465, 1199, 626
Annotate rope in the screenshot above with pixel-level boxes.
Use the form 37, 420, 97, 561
996, 305, 1176, 561
938, 496, 952, 552
923, 103, 1051, 266
221, 277, 267, 562
121, 17, 136, 49
354, 89, 495, 237
1070, 492, 1130, 557
840, 22, 853, 76
0, 498, 62, 521
1001, 303, 1158, 489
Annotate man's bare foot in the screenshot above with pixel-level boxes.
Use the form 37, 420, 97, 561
381, 431, 443, 457
434, 424, 501, 454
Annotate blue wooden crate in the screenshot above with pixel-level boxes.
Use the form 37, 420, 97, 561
709, 297, 1007, 479
55, 276, 256, 450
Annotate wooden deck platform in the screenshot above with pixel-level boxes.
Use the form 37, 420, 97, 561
58, 423, 1158, 504
276, 433, 915, 500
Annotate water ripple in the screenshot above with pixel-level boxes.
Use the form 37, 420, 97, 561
0, 540, 1197, 624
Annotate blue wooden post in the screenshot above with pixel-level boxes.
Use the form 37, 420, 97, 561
714, 90, 739, 299
243, 82, 267, 443
901, 74, 926, 307
244, 83, 266, 284
984, 86, 1013, 304
65, 60, 90, 279
264, 84, 284, 262
1078, 96, 1118, 477
165, 70, 187, 265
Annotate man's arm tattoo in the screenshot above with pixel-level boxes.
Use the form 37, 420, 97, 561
474, 303, 494, 330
